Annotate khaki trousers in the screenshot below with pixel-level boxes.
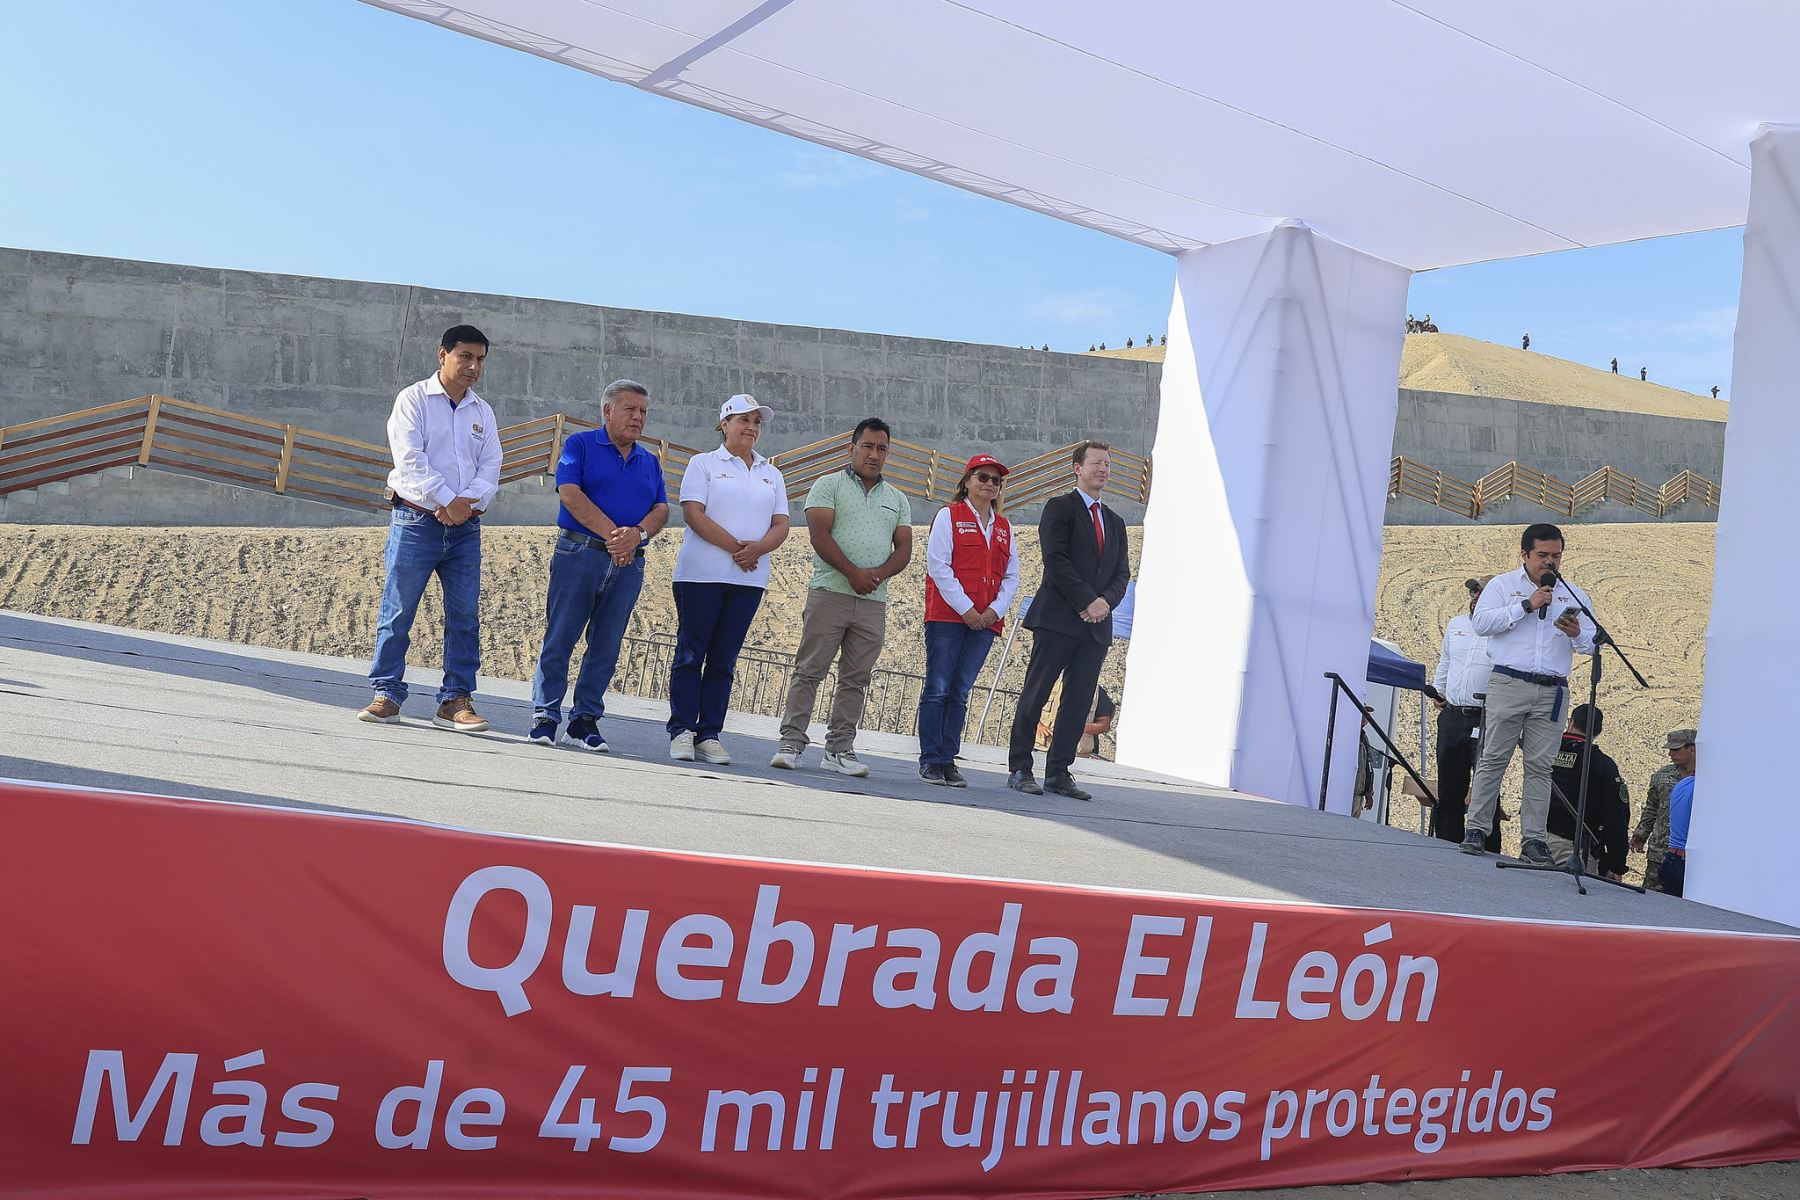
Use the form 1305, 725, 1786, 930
779, 588, 888, 753
1545, 832, 1595, 872
1466, 671, 1563, 844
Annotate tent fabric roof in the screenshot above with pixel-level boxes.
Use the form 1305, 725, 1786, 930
364, 1, 1799, 268
1367, 640, 1427, 693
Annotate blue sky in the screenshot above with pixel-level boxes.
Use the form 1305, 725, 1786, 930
4, 0, 1745, 397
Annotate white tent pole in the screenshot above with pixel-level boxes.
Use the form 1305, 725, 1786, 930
1117, 222, 1411, 810
1690, 123, 1800, 925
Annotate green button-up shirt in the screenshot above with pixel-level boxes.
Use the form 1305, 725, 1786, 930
804, 468, 912, 602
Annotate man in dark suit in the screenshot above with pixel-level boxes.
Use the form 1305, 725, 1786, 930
1008, 440, 1132, 800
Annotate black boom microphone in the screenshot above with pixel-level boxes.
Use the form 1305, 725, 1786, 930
1536, 565, 1553, 618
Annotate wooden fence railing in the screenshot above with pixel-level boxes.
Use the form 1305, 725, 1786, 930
0, 400, 1153, 515
1388, 456, 1478, 518
765, 434, 1152, 510
2, 398, 1721, 524
1389, 455, 1720, 519
0, 397, 395, 507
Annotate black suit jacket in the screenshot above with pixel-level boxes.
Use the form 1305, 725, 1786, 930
1022, 490, 1131, 645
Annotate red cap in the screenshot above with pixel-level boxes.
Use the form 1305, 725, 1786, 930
964, 453, 1009, 476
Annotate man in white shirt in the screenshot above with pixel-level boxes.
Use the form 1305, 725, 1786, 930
359, 325, 503, 733
1430, 576, 1497, 849
1460, 523, 1598, 863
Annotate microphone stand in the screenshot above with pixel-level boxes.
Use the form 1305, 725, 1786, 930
1497, 571, 1649, 895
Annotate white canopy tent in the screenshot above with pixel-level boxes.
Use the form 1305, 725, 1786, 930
365, 0, 1800, 926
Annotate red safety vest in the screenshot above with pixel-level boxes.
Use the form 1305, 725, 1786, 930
924, 501, 1013, 633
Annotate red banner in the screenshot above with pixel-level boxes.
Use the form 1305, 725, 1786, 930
5, 778, 1799, 1198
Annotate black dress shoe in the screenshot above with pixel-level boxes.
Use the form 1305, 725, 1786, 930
1007, 770, 1043, 795
941, 764, 969, 789
1044, 774, 1092, 801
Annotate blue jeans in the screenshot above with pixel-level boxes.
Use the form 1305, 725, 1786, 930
917, 621, 999, 766
667, 581, 764, 742
1658, 853, 1686, 898
368, 506, 482, 706
531, 538, 646, 725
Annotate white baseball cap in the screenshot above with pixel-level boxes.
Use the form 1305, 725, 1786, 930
719, 394, 774, 422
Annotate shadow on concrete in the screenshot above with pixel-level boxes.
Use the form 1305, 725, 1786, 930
0, 758, 389, 823
0, 613, 376, 705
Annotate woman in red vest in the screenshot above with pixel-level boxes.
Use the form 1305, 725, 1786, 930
917, 454, 1022, 787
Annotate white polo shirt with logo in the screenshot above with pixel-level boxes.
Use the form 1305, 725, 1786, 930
673, 444, 790, 588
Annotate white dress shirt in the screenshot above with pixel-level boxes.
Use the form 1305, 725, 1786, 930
385, 373, 502, 510
674, 444, 790, 587
1432, 613, 1493, 707
1470, 566, 1597, 677
925, 503, 1022, 617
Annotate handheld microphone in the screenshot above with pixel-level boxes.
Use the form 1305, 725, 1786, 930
1536, 565, 1553, 619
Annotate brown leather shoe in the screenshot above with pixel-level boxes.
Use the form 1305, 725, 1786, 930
433, 697, 489, 733
358, 695, 401, 723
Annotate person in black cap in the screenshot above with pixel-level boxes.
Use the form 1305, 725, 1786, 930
1547, 703, 1629, 879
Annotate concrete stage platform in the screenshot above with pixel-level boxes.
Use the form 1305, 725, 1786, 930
1, 610, 1786, 938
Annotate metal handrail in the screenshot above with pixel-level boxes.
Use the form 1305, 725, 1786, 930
1318, 671, 1439, 819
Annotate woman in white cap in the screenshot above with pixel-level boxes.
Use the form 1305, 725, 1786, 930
916, 453, 1020, 786
667, 394, 790, 763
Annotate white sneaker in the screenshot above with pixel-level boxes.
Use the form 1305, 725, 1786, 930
695, 738, 732, 765
669, 731, 696, 762
820, 751, 870, 778
769, 744, 802, 769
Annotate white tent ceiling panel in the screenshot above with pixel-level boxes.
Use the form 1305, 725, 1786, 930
1407, 0, 1777, 165
363, 0, 1800, 265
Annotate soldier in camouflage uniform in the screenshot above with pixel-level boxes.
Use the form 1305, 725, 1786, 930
1633, 728, 1697, 891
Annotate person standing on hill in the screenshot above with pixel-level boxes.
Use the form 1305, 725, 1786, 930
916, 453, 1020, 787
1007, 440, 1131, 801
666, 396, 790, 765
360, 325, 502, 734
526, 380, 668, 753
772, 418, 913, 778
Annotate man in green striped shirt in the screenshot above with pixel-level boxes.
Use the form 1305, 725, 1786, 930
772, 418, 914, 776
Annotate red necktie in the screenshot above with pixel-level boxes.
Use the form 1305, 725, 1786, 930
1090, 501, 1105, 554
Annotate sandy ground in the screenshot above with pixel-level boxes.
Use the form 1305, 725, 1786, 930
1095, 332, 1727, 423
0, 523, 1138, 747
0, 520, 1700, 877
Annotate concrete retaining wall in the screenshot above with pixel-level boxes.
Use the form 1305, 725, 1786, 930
0, 248, 1156, 526
1, 248, 1727, 527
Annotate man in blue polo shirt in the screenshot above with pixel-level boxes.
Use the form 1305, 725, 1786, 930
528, 380, 669, 752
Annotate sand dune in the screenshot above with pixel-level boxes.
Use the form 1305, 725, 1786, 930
1094, 331, 1727, 422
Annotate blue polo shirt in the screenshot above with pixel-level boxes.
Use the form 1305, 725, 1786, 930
1668, 774, 1695, 852
554, 428, 668, 538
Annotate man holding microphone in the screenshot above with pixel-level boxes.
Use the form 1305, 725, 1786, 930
1459, 523, 1598, 864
